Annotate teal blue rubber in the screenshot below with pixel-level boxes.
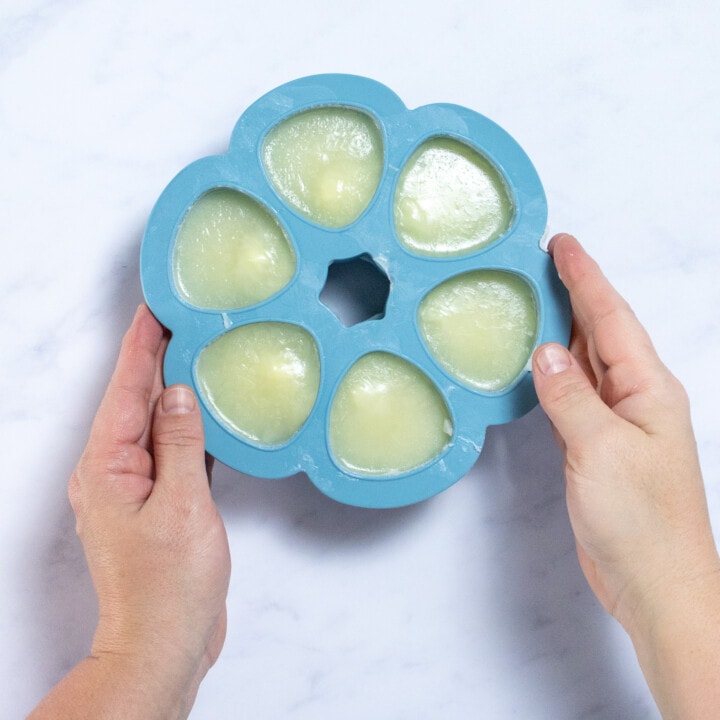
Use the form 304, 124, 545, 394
140, 74, 570, 508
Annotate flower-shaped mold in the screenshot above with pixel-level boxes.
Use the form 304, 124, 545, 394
140, 74, 571, 508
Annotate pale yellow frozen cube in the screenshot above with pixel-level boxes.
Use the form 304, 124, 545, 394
262, 106, 383, 228
394, 137, 512, 257
329, 352, 453, 475
196, 322, 320, 446
418, 270, 537, 392
173, 188, 295, 310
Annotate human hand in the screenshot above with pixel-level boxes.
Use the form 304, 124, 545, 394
30, 305, 230, 720
532, 234, 720, 717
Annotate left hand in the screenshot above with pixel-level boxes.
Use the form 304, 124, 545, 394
32, 304, 231, 720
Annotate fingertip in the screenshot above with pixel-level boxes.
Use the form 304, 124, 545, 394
132, 303, 164, 339
532, 344, 578, 418
134, 302, 150, 320
534, 343, 573, 376
532, 342, 614, 448
160, 384, 197, 416
128, 302, 150, 330
546, 232, 575, 256
122, 303, 164, 357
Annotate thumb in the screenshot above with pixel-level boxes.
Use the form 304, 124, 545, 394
532, 343, 617, 449
152, 384, 209, 494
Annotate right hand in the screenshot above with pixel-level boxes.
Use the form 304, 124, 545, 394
532, 234, 720, 717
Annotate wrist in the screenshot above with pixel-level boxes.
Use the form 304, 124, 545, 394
622, 551, 720, 718
90, 637, 203, 713
614, 523, 720, 632
87, 650, 199, 720
27, 649, 199, 720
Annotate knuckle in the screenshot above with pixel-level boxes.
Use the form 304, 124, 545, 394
665, 373, 690, 407
649, 367, 691, 416
545, 374, 592, 413
153, 417, 204, 449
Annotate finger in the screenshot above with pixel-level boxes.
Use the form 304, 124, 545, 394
150, 384, 210, 501
567, 312, 596, 387
549, 234, 676, 419
90, 304, 166, 451
74, 306, 166, 509
532, 342, 626, 451
549, 234, 659, 375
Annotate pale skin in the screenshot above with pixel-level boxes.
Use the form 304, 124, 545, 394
533, 233, 720, 719
28, 235, 719, 718
28, 305, 231, 720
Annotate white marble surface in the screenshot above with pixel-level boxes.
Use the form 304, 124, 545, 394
2, 1, 719, 718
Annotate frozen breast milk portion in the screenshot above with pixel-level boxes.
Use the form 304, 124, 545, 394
329, 352, 453, 475
418, 271, 537, 392
262, 106, 384, 228
173, 188, 295, 310
196, 322, 320, 446
394, 137, 513, 257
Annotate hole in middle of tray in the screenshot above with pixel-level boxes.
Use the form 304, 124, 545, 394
319, 253, 391, 327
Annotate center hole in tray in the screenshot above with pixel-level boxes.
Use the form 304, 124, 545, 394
320, 253, 391, 327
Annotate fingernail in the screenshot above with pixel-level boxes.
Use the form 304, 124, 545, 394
162, 385, 196, 414
536, 344, 572, 375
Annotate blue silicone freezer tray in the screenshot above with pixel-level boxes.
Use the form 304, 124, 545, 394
140, 74, 571, 508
